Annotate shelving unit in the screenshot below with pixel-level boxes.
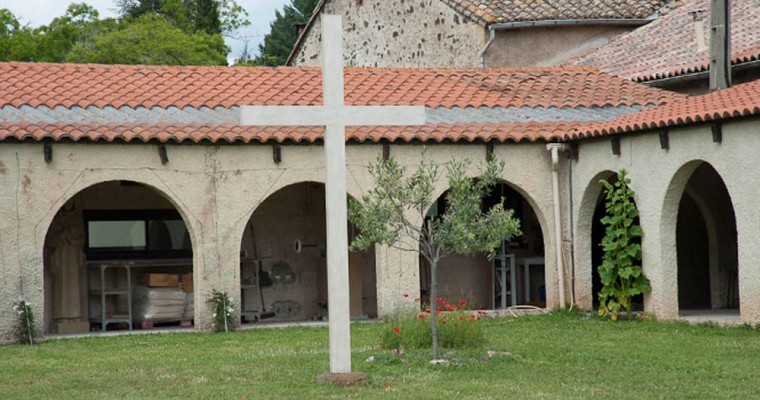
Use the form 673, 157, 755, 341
86, 258, 192, 332
87, 261, 133, 332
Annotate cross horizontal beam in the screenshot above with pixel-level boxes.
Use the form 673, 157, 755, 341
240, 105, 426, 127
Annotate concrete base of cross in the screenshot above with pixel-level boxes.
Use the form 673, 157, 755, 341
315, 371, 368, 387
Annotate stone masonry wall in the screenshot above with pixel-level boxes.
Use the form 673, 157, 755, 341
291, 0, 485, 67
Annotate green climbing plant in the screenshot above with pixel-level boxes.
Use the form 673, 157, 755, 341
597, 169, 651, 321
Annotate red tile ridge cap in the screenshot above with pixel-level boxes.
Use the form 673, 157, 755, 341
1, 61, 600, 75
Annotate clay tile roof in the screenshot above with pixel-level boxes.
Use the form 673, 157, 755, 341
0, 63, 679, 109
570, 0, 760, 82
0, 62, 684, 144
570, 78, 760, 139
440, 0, 670, 25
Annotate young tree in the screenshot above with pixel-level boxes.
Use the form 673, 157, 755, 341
349, 152, 521, 360
252, 0, 318, 66
597, 169, 651, 321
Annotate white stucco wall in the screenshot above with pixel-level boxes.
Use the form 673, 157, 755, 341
571, 118, 760, 324
291, 0, 485, 67
0, 140, 559, 341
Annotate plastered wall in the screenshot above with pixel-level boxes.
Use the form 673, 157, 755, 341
485, 25, 632, 68
0, 140, 558, 340
570, 118, 760, 324
291, 0, 485, 67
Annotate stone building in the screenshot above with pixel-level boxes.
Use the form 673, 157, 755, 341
287, 0, 671, 68
1, 61, 759, 341
570, 0, 760, 94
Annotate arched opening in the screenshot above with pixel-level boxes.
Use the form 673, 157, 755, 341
676, 163, 738, 314
239, 182, 377, 323
588, 173, 644, 311
420, 182, 546, 309
43, 181, 194, 334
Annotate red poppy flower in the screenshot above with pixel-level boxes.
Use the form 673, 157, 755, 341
425, 309, 431, 313
418, 313, 426, 318
459, 300, 466, 306
441, 320, 447, 325
402, 293, 409, 298
393, 327, 400, 333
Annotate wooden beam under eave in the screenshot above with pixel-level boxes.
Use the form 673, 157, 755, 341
659, 129, 670, 150
610, 136, 621, 156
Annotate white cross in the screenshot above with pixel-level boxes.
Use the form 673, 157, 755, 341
240, 15, 425, 374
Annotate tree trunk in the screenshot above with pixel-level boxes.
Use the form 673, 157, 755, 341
430, 260, 439, 360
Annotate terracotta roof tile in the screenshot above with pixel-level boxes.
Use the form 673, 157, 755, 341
570, 78, 760, 138
571, 0, 760, 82
0, 122, 571, 144
440, 0, 669, 25
0, 63, 680, 110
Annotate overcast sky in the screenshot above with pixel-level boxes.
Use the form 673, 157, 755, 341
3, 0, 291, 61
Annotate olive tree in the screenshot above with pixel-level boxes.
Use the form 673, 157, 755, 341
348, 151, 521, 360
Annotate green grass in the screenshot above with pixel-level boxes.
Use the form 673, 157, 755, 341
1, 312, 759, 399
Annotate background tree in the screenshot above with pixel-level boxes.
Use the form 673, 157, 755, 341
67, 14, 227, 65
251, 0, 317, 66
349, 152, 521, 360
597, 169, 651, 321
116, 0, 248, 36
0, 4, 109, 62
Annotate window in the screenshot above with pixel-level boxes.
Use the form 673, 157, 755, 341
84, 210, 191, 259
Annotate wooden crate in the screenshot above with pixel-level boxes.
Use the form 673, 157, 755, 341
140, 273, 179, 288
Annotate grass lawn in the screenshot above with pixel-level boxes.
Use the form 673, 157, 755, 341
1, 311, 759, 399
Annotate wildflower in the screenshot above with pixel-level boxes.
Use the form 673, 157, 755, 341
414, 297, 420, 302
393, 327, 400, 333
458, 316, 464, 321
477, 316, 481, 320
402, 293, 410, 298
418, 313, 426, 318
436, 298, 442, 303
459, 300, 466, 306
469, 314, 475, 321
425, 309, 431, 313
456, 306, 462, 311
437, 306, 443, 312
478, 310, 487, 315
441, 320, 447, 325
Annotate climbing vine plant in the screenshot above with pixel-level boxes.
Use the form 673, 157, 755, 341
597, 169, 651, 321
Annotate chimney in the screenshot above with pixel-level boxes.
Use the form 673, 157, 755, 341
689, 9, 707, 52
709, 0, 731, 90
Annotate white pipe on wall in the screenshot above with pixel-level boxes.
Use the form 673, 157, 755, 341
547, 143, 569, 308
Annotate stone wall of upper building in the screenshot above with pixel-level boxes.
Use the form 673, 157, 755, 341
290, 0, 486, 68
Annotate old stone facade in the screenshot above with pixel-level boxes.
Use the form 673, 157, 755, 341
291, 0, 485, 67
289, 0, 644, 68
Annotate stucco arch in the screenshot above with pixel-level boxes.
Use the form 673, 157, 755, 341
425, 176, 554, 308
574, 169, 617, 309
230, 177, 365, 264
35, 174, 200, 258
39, 176, 199, 334
233, 180, 378, 321
660, 159, 738, 314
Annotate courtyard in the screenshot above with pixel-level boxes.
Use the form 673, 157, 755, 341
1, 312, 758, 399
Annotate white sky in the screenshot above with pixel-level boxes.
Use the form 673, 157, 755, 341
2, 0, 291, 61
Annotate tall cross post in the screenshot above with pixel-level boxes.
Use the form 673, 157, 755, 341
240, 15, 426, 373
